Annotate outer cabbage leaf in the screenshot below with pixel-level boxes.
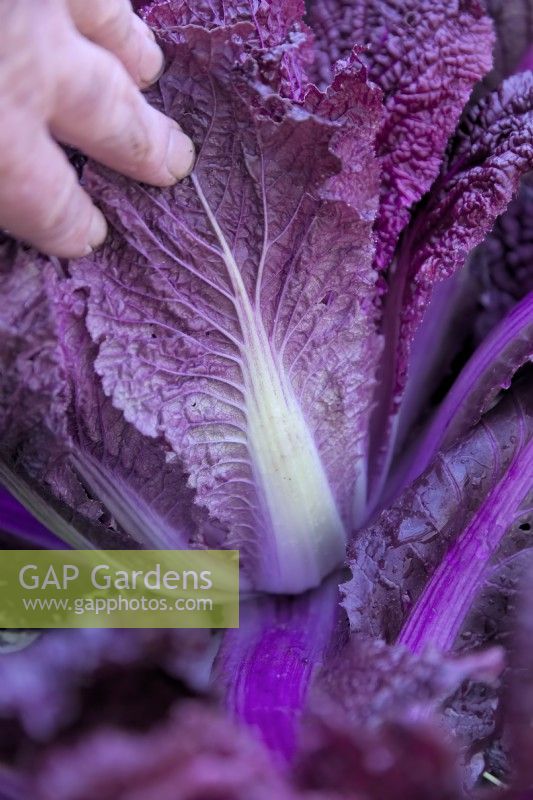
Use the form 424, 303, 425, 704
144, 0, 305, 46
309, 0, 494, 272
76, 18, 382, 593
144, 0, 313, 100
343, 377, 533, 648
396, 404, 533, 654
295, 638, 505, 799
0, 246, 68, 466
311, 638, 503, 727
369, 73, 533, 502
343, 382, 532, 782
0, 244, 201, 550
394, 178, 533, 465
390, 73, 533, 401
54, 280, 206, 549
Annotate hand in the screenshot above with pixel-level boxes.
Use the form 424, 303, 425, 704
0, 0, 195, 258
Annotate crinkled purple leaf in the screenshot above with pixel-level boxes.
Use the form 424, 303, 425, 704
343, 377, 533, 649
76, 19, 382, 592
309, 0, 494, 272
408, 474, 532, 778
303, 51, 382, 222
145, 0, 304, 42
395, 73, 533, 386
54, 281, 207, 548
308, 637, 505, 786
0, 244, 202, 550
0, 248, 69, 464
144, 0, 314, 100
369, 72, 533, 504
395, 177, 533, 464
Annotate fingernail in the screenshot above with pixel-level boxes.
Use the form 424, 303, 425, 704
142, 23, 156, 43
140, 41, 165, 87
88, 207, 108, 251
137, 17, 165, 87
166, 126, 196, 180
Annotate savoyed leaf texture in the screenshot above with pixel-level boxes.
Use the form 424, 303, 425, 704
369, 72, 533, 502
144, 0, 314, 99
309, 0, 494, 271
1, 3, 533, 795
388, 176, 533, 505
76, 15, 382, 592
396, 176, 533, 460
0, 245, 68, 465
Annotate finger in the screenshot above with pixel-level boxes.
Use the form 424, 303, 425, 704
50, 35, 195, 186
0, 119, 107, 258
66, 0, 164, 89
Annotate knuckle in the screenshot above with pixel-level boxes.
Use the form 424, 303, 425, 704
0, 123, 40, 189
58, 52, 125, 123
0, 1, 59, 114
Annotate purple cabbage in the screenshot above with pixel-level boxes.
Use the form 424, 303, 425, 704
0, 0, 533, 797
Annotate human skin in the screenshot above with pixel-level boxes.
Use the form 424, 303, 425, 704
0, 0, 195, 257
